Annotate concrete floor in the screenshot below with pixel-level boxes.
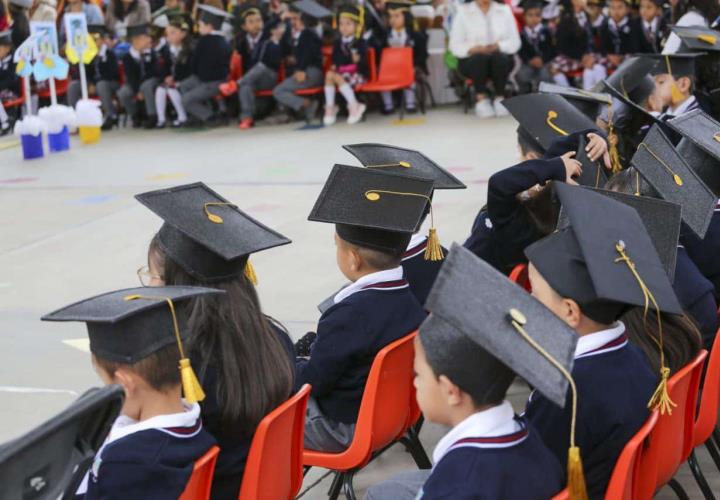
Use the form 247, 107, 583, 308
0, 107, 717, 498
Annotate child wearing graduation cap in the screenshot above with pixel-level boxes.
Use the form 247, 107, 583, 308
645, 53, 706, 120
0, 30, 18, 135
367, 244, 578, 500
179, 5, 232, 127
300, 165, 427, 452
342, 143, 466, 305
117, 23, 160, 129
135, 183, 296, 499
43, 286, 218, 498
322, 4, 368, 126
524, 182, 700, 497
219, 5, 284, 130
272, 0, 326, 123
517, 0, 555, 94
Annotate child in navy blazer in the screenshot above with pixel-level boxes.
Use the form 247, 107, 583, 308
517, 0, 555, 93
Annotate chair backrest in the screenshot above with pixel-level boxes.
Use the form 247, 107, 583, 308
641, 350, 707, 493
693, 328, 720, 447
604, 411, 659, 500
508, 263, 531, 292
551, 489, 568, 500
238, 384, 311, 500
229, 51, 243, 81
377, 47, 415, 88
366, 48, 378, 83
178, 446, 220, 500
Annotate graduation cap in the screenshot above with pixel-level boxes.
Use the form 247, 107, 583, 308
602, 56, 659, 120
539, 81, 612, 120
337, 4, 365, 37
197, 4, 233, 29
671, 26, 720, 52
575, 135, 609, 188
342, 143, 466, 190
87, 24, 108, 36
290, 0, 333, 19
386, 0, 414, 11
0, 385, 124, 500
238, 4, 263, 19
136, 182, 291, 283
519, 0, 548, 10
308, 164, 441, 258
126, 23, 150, 38
503, 93, 599, 151
558, 187, 681, 280
422, 243, 587, 496
9, 0, 32, 8
0, 30, 12, 46
630, 123, 716, 238
667, 109, 720, 195
644, 53, 704, 79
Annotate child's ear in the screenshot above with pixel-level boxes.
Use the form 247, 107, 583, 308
349, 246, 362, 272
114, 368, 137, 395
438, 375, 463, 406
677, 76, 692, 94
564, 298, 583, 329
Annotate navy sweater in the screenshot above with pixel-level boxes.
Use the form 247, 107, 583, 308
192, 34, 231, 82
236, 31, 283, 72
673, 246, 718, 349
401, 238, 447, 306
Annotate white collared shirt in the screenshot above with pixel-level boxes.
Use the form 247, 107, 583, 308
388, 29, 408, 47
432, 401, 521, 464
667, 95, 697, 117
333, 266, 404, 304
609, 16, 628, 33
574, 321, 626, 358
449, 0, 521, 57
643, 17, 659, 35
247, 31, 263, 49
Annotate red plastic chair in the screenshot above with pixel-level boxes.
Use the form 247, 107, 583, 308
229, 51, 243, 82
356, 47, 415, 119
604, 411, 659, 500
303, 331, 428, 499
2, 77, 27, 113
295, 48, 333, 97
178, 445, 220, 500
551, 489, 568, 500
508, 263, 531, 292
637, 350, 707, 498
238, 384, 311, 500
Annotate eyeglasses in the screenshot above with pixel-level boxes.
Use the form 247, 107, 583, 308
137, 265, 163, 287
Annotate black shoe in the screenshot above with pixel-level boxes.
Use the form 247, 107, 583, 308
101, 115, 118, 131
144, 115, 157, 129
0, 124, 10, 136
294, 332, 317, 357
304, 100, 319, 123
155, 121, 166, 129
406, 106, 418, 114
171, 119, 186, 128
206, 115, 228, 128
183, 118, 204, 129
380, 107, 395, 115
131, 115, 144, 129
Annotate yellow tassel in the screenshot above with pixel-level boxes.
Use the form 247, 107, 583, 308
671, 83, 685, 106
698, 34, 717, 45
567, 447, 589, 500
424, 228, 444, 261
179, 358, 205, 403
609, 141, 622, 174
244, 260, 258, 285
647, 366, 677, 415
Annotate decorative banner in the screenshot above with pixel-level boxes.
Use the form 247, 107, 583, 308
13, 34, 38, 77
30, 21, 69, 81
64, 13, 98, 65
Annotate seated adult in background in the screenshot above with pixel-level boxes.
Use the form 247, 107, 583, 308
449, 0, 520, 119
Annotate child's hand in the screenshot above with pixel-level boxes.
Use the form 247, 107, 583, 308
530, 56, 543, 69
136, 92, 144, 101
561, 151, 582, 185
352, 52, 360, 63
586, 132, 611, 170
165, 76, 174, 86
295, 70, 306, 83
88, 83, 96, 95
608, 54, 622, 67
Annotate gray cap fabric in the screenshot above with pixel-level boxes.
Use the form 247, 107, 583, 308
671, 26, 720, 52
667, 109, 720, 194
575, 135, 609, 188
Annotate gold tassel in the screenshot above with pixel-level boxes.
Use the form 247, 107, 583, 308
670, 83, 685, 106
698, 34, 717, 45
567, 447, 589, 500
425, 228, 444, 261
179, 358, 206, 403
606, 103, 623, 174
647, 366, 676, 415
244, 260, 258, 286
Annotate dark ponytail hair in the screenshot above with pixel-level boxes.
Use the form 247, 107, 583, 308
149, 235, 294, 437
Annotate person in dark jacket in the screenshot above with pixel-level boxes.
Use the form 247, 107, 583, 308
154, 18, 192, 127
637, 0, 667, 53
517, 0, 555, 93
117, 23, 160, 128
0, 29, 19, 135
599, 0, 645, 70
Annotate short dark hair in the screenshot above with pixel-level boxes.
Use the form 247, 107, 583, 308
95, 343, 181, 393
356, 245, 403, 270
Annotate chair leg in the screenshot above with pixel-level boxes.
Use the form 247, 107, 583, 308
712, 428, 720, 449
342, 471, 357, 500
399, 432, 432, 470
328, 472, 343, 500
705, 438, 720, 472
667, 478, 691, 500
399, 94, 405, 121
413, 415, 424, 435
688, 450, 716, 500
426, 81, 436, 109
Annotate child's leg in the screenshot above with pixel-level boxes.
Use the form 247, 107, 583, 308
96, 80, 119, 118
365, 470, 432, 500
403, 85, 416, 110
303, 397, 355, 453
381, 91, 394, 111
166, 87, 187, 123
238, 63, 277, 121
67, 80, 82, 108
0, 101, 9, 129
117, 84, 138, 118
155, 86, 168, 124
324, 70, 337, 108
140, 78, 160, 117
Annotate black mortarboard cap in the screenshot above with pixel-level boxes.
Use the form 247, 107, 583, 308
602, 56, 659, 120
42, 286, 223, 364
342, 143, 466, 190
386, 0, 414, 10
421, 244, 577, 408
558, 187, 681, 280
503, 94, 598, 151
519, 0, 547, 10
308, 164, 434, 254
197, 4, 233, 29
238, 4, 263, 19
87, 23, 108, 35
0, 385, 124, 499
644, 53, 704, 79
0, 30, 13, 45
136, 182, 291, 282
526, 183, 682, 323
671, 26, 720, 52
290, 0, 333, 18
667, 109, 720, 195
126, 23, 150, 38
575, 135, 609, 187
539, 81, 612, 120
630, 124, 715, 238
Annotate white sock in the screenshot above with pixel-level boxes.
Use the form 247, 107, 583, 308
404, 86, 415, 108
339, 84, 357, 106
167, 88, 186, 122
155, 87, 167, 123
553, 73, 570, 86
381, 91, 393, 110
0, 102, 8, 127
582, 64, 607, 90
324, 85, 336, 107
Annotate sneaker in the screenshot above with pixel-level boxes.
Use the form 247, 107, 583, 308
347, 102, 366, 125
474, 99, 495, 118
238, 117, 254, 130
0, 122, 10, 136
219, 80, 238, 97
155, 120, 166, 129
493, 98, 509, 117
294, 332, 317, 357
323, 105, 338, 126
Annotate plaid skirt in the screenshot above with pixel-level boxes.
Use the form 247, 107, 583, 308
340, 70, 366, 87
551, 54, 608, 74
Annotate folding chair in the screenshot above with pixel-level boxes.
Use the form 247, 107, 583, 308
356, 47, 416, 120
303, 331, 430, 500
508, 263, 531, 292
178, 446, 220, 500
238, 384, 312, 500
551, 489, 568, 500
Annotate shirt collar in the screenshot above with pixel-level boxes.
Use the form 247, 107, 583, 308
341, 35, 355, 43
107, 401, 201, 444
407, 232, 427, 250
669, 94, 696, 116
333, 266, 404, 304
129, 46, 142, 59
610, 16, 628, 30
574, 321, 625, 358
432, 401, 520, 464
248, 32, 262, 44
644, 17, 658, 31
